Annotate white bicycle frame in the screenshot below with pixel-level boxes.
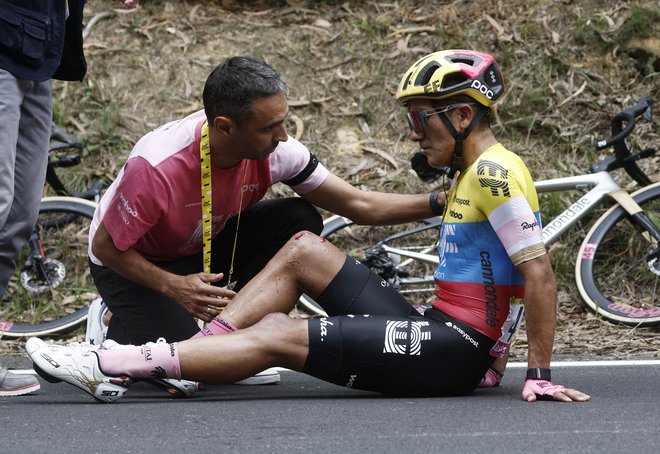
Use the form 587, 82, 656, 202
376, 170, 639, 269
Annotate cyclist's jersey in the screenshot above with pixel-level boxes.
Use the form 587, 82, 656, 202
88, 110, 329, 265
432, 143, 545, 340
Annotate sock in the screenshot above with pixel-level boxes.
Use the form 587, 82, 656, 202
191, 316, 237, 338
98, 342, 182, 380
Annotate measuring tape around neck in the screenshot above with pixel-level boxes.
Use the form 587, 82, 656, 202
199, 121, 248, 288
200, 121, 213, 274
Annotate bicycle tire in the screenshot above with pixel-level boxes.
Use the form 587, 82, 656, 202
0, 196, 97, 338
575, 182, 660, 326
295, 216, 440, 317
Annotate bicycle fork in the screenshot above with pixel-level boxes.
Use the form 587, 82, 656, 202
24, 228, 52, 286
608, 189, 660, 274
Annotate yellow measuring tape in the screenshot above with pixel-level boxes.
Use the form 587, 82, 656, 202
199, 121, 248, 289
200, 122, 213, 274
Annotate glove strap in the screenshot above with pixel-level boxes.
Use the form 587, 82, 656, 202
526, 368, 551, 381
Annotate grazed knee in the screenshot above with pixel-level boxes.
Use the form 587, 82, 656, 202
282, 230, 330, 264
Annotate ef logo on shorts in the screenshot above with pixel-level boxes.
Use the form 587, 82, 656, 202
383, 320, 431, 356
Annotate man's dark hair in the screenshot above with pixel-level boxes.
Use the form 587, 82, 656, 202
202, 56, 288, 126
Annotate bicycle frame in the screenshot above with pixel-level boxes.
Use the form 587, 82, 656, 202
368, 170, 653, 272
535, 171, 622, 246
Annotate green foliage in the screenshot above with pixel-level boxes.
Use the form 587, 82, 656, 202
617, 5, 660, 42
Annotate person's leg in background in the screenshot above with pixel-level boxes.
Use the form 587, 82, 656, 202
0, 70, 51, 296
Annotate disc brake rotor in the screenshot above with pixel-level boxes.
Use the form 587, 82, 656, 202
21, 258, 66, 293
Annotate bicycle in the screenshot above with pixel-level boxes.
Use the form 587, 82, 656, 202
0, 123, 102, 338
297, 98, 660, 327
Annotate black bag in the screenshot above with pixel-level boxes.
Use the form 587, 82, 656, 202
0, 0, 85, 82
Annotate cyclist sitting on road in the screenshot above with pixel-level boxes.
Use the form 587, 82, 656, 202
85, 56, 442, 388
29, 50, 591, 403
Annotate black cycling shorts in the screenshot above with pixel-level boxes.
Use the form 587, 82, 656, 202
304, 257, 495, 396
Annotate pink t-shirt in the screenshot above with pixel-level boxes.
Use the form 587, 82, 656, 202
89, 110, 329, 265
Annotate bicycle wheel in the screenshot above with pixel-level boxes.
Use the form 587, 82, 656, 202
295, 216, 440, 317
0, 197, 97, 337
576, 182, 660, 326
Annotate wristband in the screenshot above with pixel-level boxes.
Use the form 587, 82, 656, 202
429, 190, 442, 216
526, 368, 551, 381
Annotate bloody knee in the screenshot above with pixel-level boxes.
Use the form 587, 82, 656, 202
283, 230, 332, 264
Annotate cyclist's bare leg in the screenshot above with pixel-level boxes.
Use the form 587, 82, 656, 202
179, 313, 309, 383
219, 231, 345, 329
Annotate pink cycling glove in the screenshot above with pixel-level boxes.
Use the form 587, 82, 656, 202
478, 368, 503, 388
522, 379, 566, 401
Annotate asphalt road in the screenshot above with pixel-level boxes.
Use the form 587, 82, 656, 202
1, 359, 659, 454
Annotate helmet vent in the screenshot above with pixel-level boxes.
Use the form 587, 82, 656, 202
400, 72, 414, 91
449, 57, 477, 66
414, 62, 441, 86
441, 72, 469, 90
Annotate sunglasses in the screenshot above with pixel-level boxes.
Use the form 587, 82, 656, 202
405, 104, 462, 134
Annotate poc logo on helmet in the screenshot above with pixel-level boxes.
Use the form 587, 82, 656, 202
471, 80, 494, 100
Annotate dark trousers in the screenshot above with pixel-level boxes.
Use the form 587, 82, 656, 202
90, 198, 322, 344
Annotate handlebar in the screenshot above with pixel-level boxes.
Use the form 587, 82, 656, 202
46, 122, 103, 202
591, 98, 655, 187
49, 122, 83, 152
596, 97, 653, 150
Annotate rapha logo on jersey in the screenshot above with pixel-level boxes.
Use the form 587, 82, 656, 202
445, 321, 479, 348
181, 214, 225, 252
477, 160, 510, 197
521, 220, 539, 231
383, 320, 431, 356
346, 374, 358, 388
319, 317, 334, 342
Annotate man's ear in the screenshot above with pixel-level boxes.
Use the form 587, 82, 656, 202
213, 116, 235, 135
454, 104, 476, 131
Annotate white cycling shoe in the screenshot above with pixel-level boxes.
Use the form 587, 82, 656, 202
234, 368, 281, 385
26, 338, 130, 403
85, 297, 109, 346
